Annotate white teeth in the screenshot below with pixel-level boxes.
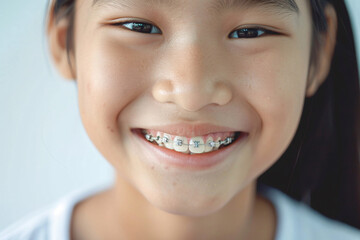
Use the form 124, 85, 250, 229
143, 131, 236, 154
155, 132, 163, 146
173, 136, 189, 153
163, 133, 173, 149
213, 137, 221, 150
204, 136, 214, 153
189, 137, 205, 154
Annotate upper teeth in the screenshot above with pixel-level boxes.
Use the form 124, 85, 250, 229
144, 132, 235, 154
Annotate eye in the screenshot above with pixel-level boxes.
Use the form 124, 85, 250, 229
113, 21, 162, 34
229, 27, 278, 39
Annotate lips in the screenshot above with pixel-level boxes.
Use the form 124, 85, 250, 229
131, 123, 247, 155
131, 127, 249, 170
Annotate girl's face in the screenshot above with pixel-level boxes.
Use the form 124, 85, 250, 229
54, 0, 323, 216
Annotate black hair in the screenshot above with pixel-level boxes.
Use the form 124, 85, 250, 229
259, 0, 360, 229
49, 0, 360, 229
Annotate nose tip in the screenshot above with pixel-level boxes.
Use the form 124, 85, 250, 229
152, 79, 232, 112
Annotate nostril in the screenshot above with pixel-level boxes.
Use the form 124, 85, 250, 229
152, 79, 233, 111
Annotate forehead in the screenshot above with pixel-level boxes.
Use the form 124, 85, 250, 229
91, 0, 300, 15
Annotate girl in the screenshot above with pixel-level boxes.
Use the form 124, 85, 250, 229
1, 0, 359, 239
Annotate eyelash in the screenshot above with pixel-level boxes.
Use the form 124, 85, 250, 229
113, 22, 162, 34
112, 21, 278, 39
228, 27, 279, 38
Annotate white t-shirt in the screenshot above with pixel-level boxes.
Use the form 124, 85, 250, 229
1, 183, 360, 240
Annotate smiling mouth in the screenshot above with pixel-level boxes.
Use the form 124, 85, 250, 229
137, 129, 243, 155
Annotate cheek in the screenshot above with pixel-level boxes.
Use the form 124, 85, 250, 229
74, 34, 154, 164
234, 46, 309, 176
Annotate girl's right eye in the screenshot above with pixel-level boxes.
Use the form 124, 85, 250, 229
113, 21, 162, 34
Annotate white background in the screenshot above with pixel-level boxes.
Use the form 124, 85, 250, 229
0, 0, 359, 230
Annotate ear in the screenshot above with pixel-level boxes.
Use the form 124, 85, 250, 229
47, 4, 76, 80
306, 4, 337, 97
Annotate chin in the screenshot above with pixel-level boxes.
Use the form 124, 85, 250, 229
143, 188, 231, 217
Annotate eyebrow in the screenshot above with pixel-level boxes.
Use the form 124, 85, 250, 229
92, 0, 299, 15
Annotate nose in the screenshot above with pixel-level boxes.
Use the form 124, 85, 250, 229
152, 40, 233, 112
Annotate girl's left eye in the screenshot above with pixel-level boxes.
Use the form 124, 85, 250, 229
228, 28, 278, 39
114, 21, 162, 34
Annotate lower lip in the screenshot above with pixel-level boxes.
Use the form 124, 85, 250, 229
131, 129, 249, 171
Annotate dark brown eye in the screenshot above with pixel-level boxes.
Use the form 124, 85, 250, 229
229, 28, 275, 38
117, 22, 162, 34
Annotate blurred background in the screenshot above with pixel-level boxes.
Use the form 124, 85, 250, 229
0, 0, 359, 230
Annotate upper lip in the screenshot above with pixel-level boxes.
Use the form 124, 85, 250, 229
135, 123, 244, 137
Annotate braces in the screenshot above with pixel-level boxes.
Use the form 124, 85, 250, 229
145, 134, 235, 148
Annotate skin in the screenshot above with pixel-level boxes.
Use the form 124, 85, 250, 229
47, 0, 337, 239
